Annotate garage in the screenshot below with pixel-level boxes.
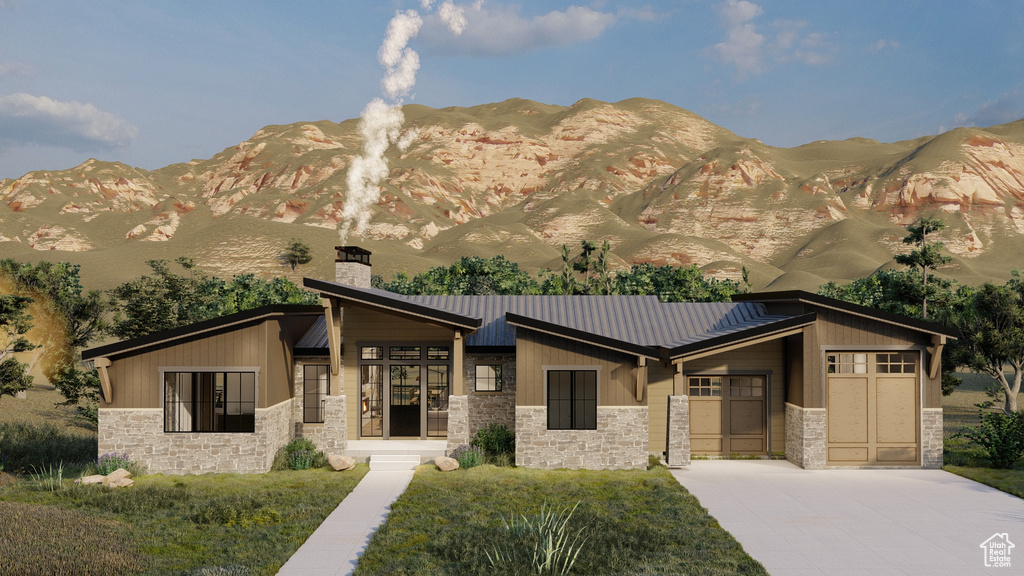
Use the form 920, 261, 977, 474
688, 375, 768, 455
825, 351, 919, 466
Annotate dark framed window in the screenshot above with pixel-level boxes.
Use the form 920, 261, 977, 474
303, 365, 328, 423
164, 371, 256, 433
475, 365, 502, 392
427, 346, 450, 360
389, 346, 421, 360
547, 370, 597, 430
361, 346, 383, 360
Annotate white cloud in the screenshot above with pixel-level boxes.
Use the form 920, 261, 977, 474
867, 39, 900, 52
707, 1, 831, 78
709, 0, 765, 76
947, 91, 1024, 130
0, 93, 137, 151
420, 2, 618, 56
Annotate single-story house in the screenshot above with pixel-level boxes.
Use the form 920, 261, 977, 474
82, 247, 956, 474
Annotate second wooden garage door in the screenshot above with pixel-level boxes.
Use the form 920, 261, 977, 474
689, 375, 767, 455
826, 352, 919, 466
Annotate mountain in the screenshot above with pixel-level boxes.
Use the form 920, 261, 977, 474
2, 97, 1024, 291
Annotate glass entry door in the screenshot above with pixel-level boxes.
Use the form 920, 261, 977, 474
389, 365, 421, 437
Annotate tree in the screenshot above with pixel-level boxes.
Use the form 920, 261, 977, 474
0, 259, 107, 348
108, 258, 319, 339
376, 256, 540, 295
893, 217, 952, 319
818, 268, 954, 319
614, 263, 740, 302
49, 360, 101, 424
284, 238, 313, 271
947, 280, 1024, 413
0, 294, 36, 398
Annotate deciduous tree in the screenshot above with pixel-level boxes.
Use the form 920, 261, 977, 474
0, 294, 36, 398
284, 238, 313, 271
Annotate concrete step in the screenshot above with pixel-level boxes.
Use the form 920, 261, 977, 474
369, 454, 422, 471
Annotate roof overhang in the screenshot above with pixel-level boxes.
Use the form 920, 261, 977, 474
662, 313, 818, 361
733, 290, 959, 339
81, 305, 323, 360
304, 278, 483, 332
505, 312, 661, 359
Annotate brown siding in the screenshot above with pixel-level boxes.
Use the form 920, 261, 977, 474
647, 363, 674, 453
683, 339, 786, 453
342, 306, 456, 439
803, 308, 934, 409
785, 333, 804, 407
103, 316, 320, 410
515, 330, 640, 408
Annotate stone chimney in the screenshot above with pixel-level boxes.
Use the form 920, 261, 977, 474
335, 246, 372, 288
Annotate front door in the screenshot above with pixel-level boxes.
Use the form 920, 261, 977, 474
389, 365, 421, 437
689, 375, 768, 455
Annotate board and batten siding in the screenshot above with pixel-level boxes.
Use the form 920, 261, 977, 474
342, 306, 456, 439
802, 308, 941, 409
102, 315, 318, 410
515, 329, 641, 408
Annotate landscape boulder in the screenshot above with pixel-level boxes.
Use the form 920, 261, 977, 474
328, 454, 356, 471
434, 456, 459, 472
76, 467, 134, 488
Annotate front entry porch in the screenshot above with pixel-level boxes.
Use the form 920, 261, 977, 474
345, 439, 447, 464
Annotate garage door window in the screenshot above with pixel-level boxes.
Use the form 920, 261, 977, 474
876, 352, 916, 373
827, 353, 867, 374
688, 376, 722, 397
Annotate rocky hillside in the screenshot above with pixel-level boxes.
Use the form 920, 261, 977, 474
2, 97, 1023, 290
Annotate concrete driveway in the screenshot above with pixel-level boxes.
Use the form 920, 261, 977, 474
671, 461, 1024, 576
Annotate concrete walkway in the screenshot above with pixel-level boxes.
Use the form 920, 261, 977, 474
277, 469, 415, 576
671, 460, 1024, 576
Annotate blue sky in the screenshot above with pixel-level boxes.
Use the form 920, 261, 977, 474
1, 0, 1022, 180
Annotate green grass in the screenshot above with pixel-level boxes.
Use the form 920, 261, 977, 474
0, 421, 98, 474
0, 466, 368, 575
943, 372, 1024, 497
354, 464, 768, 576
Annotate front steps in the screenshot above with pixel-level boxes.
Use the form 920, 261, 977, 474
347, 439, 447, 465
369, 454, 422, 471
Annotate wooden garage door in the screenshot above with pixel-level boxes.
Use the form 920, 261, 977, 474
826, 352, 919, 466
689, 376, 767, 455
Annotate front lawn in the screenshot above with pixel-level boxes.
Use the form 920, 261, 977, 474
355, 463, 768, 576
943, 372, 1024, 497
0, 465, 368, 575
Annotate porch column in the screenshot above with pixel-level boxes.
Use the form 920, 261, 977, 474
446, 329, 469, 452
452, 330, 464, 395
666, 361, 690, 467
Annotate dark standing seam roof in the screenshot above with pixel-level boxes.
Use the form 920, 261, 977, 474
296, 279, 823, 357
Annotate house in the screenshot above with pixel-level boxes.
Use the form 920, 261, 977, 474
82, 246, 956, 474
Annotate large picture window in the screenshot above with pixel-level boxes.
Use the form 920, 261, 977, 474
164, 371, 256, 433
547, 370, 597, 430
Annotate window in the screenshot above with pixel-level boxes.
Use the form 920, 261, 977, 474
164, 371, 256, 433
303, 365, 328, 423
390, 346, 421, 360
688, 376, 722, 397
361, 346, 383, 360
427, 346, 450, 360
827, 353, 868, 374
547, 370, 597, 430
876, 352, 916, 374
475, 365, 502, 392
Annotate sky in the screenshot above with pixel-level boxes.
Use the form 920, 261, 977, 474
1, 0, 1022, 180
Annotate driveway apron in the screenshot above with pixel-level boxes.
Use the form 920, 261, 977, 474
671, 460, 1024, 576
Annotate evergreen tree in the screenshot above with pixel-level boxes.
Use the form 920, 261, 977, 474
284, 238, 313, 271
893, 218, 952, 319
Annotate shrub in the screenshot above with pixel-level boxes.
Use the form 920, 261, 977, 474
472, 422, 515, 460
275, 437, 326, 471
955, 410, 1024, 469
95, 452, 134, 475
0, 422, 96, 473
289, 450, 315, 471
449, 444, 484, 469
486, 502, 588, 575
30, 462, 66, 492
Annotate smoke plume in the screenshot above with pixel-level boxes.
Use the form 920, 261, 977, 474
340, 2, 465, 243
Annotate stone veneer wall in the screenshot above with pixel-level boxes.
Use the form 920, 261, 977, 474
921, 408, 943, 469
665, 395, 690, 467
785, 403, 826, 470
98, 399, 295, 474
335, 262, 371, 288
465, 353, 516, 437
446, 395, 469, 453
292, 359, 347, 453
515, 406, 648, 470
